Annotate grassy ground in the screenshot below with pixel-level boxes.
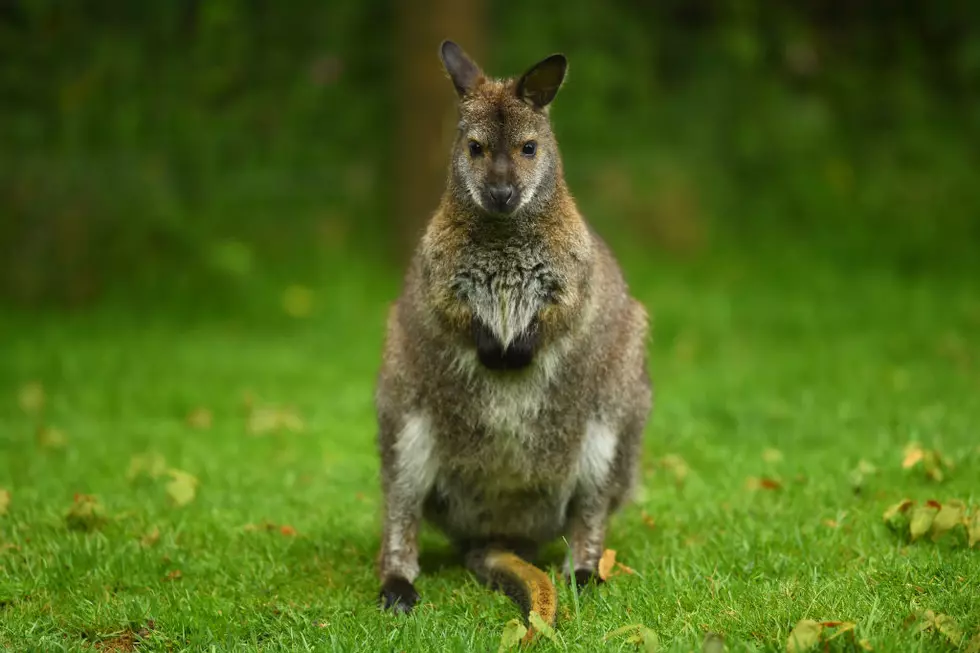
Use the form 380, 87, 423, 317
1, 241, 979, 652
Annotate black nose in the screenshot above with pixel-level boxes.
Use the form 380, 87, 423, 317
487, 183, 515, 208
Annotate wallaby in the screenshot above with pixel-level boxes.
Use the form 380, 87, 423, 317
374, 40, 653, 637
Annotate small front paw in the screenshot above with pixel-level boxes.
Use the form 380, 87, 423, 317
570, 568, 605, 590
379, 575, 420, 614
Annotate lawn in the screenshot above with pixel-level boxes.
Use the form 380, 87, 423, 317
1, 242, 978, 652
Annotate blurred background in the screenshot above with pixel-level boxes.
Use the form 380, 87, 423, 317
1, 0, 978, 316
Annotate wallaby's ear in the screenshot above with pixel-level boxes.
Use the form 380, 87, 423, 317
516, 53, 567, 109
440, 40, 484, 98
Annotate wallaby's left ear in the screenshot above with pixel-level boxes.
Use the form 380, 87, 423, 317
516, 53, 567, 109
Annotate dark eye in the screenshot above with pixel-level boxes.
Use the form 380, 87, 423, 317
468, 140, 483, 157
521, 141, 537, 157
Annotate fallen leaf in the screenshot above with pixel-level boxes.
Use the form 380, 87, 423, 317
628, 627, 660, 652
527, 611, 558, 644
909, 503, 939, 541
165, 470, 198, 507
641, 511, 656, 529
18, 382, 45, 414
930, 500, 965, 541
185, 408, 212, 430
965, 631, 980, 653
127, 453, 167, 482
497, 618, 527, 652
282, 284, 314, 318
598, 549, 617, 581
902, 443, 924, 469
934, 613, 964, 646
822, 519, 838, 528
968, 508, 980, 548
604, 624, 646, 641
279, 525, 297, 537
786, 619, 822, 653
616, 561, 637, 575
823, 621, 857, 642
164, 569, 182, 581
883, 499, 914, 527
246, 405, 305, 435
36, 426, 68, 449
850, 459, 878, 491
763, 448, 784, 463
746, 477, 782, 491
0, 489, 10, 516
66, 494, 106, 531
858, 639, 873, 651
140, 527, 160, 548
660, 454, 689, 486
702, 632, 726, 653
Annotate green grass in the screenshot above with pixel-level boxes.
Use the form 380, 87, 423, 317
1, 243, 979, 652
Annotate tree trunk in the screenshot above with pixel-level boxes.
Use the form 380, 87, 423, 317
393, 0, 485, 262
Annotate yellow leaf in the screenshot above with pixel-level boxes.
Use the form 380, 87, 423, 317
527, 611, 558, 644
902, 443, 924, 469
968, 508, 980, 548
786, 620, 822, 653
823, 621, 857, 642
702, 632, 726, 653
0, 489, 10, 516
909, 504, 939, 541
65, 494, 106, 531
185, 408, 213, 430
18, 382, 45, 414
497, 618, 527, 652
858, 638, 873, 650
930, 501, 964, 541
36, 426, 68, 449
965, 631, 980, 653
763, 448, 784, 463
127, 453, 167, 481
141, 526, 161, 547
934, 613, 964, 646
166, 470, 199, 507
883, 499, 914, 526
598, 548, 617, 581
282, 285, 314, 318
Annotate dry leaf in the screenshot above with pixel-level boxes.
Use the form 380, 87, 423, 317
282, 285, 314, 318
909, 503, 940, 541
18, 382, 45, 414
141, 527, 161, 548
965, 631, 980, 653
902, 443, 924, 469
786, 619, 822, 653
763, 448, 784, 463
968, 508, 980, 548
883, 499, 914, 526
166, 470, 198, 507
280, 525, 297, 537
823, 621, 857, 642
65, 494, 106, 531
185, 408, 213, 430
164, 569, 182, 581
0, 489, 10, 516
702, 632, 726, 653
850, 459, 878, 491
641, 511, 656, 529
934, 613, 964, 646
527, 611, 558, 644
497, 618, 527, 652
598, 549, 617, 581
746, 477, 782, 491
858, 639, 873, 651
127, 453, 167, 481
616, 561, 637, 575
660, 454, 689, 486
930, 500, 965, 541
246, 406, 305, 435
37, 426, 68, 449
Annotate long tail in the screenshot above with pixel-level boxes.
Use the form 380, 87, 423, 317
478, 549, 557, 643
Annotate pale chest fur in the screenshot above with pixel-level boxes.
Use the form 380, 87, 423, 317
449, 240, 562, 348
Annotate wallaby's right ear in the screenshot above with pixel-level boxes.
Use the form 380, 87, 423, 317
440, 40, 484, 98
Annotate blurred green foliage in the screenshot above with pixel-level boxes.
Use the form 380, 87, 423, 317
1, 0, 979, 308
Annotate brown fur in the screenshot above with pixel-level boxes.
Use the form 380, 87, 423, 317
374, 40, 653, 628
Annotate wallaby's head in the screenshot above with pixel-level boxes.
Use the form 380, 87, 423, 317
439, 40, 568, 217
